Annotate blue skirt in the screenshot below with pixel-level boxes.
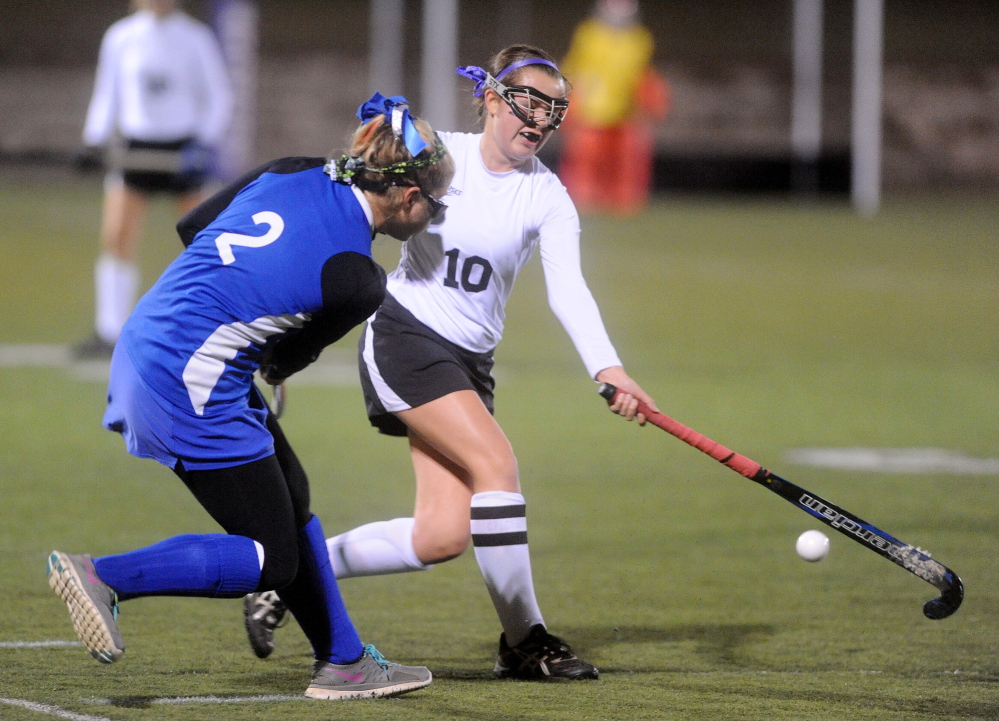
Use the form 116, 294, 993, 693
103, 346, 275, 471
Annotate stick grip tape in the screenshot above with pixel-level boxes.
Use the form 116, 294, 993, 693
598, 383, 763, 479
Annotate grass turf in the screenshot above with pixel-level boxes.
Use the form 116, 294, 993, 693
0, 172, 996, 720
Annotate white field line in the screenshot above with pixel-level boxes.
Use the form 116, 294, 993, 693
0, 698, 110, 721
0, 343, 509, 387
0, 343, 359, 386
73, 670, 990, 708
147, 694, 303, 705
0, 344, 70, 366
32, 668, 984, 711
786, 447, 999, 475
0, 640, 82, 648
89, 695, 303, 706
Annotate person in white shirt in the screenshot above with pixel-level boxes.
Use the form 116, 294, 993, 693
244, 45, 657, 681
74, 0, 232, 359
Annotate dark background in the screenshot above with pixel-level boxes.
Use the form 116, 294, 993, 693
2, 0, 996, 193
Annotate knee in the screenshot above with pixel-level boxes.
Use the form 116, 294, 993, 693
257, 536, 299, 590
415, 527, 470, 566
469, 446, 519, 492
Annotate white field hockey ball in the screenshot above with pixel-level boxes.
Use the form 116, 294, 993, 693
796, 530, 830, 562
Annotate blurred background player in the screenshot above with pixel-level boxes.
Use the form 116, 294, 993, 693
48, 95, 453, 699
244, 45, 657, 682
74, 0, 233, 359
559, 0, 670, 216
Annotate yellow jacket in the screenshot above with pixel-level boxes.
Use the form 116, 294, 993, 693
561, 18, 655, 127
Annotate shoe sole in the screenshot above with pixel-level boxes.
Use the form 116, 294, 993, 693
47, 551, 123, 664
494, 663, 599, 681
304, 676, 432, 700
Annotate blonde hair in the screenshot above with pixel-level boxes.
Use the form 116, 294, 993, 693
340, 115, 453, 199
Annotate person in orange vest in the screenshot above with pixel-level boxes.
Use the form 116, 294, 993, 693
559, 0, 670, 215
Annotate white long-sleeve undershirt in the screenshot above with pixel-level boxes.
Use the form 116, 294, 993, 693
387, 132, 622, 379
83, 9, 233, 147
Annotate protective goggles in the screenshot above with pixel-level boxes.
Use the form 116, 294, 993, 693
420, 189, 447, 221
482, 74, 569, 130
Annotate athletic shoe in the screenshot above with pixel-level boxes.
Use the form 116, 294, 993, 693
243, 591, 288, 659
71, 334, 115, 361
494, 624, 598, 681
47, 551, 124, 663
305, 644, 433, 700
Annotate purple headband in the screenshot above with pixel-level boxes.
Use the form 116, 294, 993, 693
456, 58, 561, 97
496, 58, 559, 80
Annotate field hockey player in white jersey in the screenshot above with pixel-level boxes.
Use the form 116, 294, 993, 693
244, 44, 658, 681
73, 0, 233, 360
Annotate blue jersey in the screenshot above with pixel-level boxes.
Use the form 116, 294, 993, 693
105, 158, 383, 470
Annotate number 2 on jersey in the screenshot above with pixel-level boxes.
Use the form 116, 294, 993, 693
443, 248, 493, 293
215, 211, 285, 265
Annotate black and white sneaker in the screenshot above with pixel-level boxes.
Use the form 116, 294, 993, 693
494, 624, 599, 681
243, 591, 288, 659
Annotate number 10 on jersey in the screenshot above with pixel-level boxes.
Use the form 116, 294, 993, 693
443, 249, 493, 293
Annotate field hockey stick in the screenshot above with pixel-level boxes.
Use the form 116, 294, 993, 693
598, 383, 964, 620
273, 383, 286, 419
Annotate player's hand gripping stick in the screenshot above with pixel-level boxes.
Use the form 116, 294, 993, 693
599, 383, 766, 481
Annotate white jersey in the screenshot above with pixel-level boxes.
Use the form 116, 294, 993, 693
83, 10, 233, 147
387, 131, 622, 379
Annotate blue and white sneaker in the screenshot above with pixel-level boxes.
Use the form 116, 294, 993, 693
47, 551, 124, 663
305, 644, 432, 700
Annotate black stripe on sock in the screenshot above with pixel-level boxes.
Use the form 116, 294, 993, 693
471, 504, 526, 520
472, 531, 528, 547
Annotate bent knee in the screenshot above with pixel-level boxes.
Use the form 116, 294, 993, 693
468, 449, 520, 491
416, 533, 470, 566
258, 545, 298, 590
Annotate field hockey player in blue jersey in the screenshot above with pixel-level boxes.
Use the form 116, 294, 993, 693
47, 94, 454, 700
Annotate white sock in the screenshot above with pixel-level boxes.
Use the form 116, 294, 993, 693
95, 253, 139, 343
471, 491, 544, 647
326, 517, 430, 579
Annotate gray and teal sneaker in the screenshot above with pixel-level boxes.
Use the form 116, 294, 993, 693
47, 551, 124, 663
305, 644, 432, 700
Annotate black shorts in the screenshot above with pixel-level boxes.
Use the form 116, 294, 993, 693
119, 138, 208, 194
358, 293, 495, 437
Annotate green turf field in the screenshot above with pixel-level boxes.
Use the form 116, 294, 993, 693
1, 172, 996, 720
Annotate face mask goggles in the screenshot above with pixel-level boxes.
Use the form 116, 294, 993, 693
483, 75, 569, 130
457, 59, 570, 130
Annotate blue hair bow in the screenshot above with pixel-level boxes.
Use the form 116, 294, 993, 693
455, 65, 489, 97
356, 92, 428, 157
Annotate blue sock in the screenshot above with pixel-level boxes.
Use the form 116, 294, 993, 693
277, 515, 364, 664
93, 534, 261, 600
